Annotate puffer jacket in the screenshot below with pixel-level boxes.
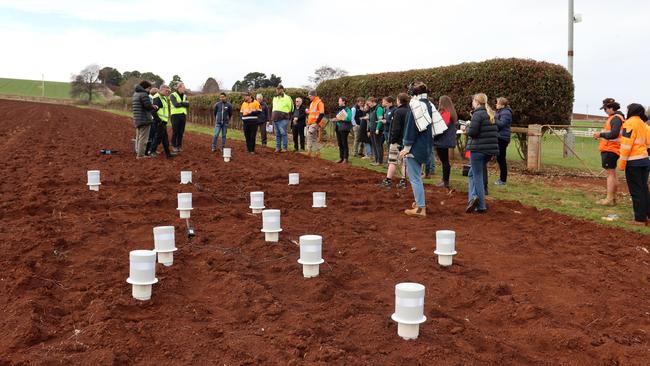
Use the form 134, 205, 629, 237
132, 85, 154, 128
495, 107, 513, 141
433, 110, 457, 149
467, 106, 499, 155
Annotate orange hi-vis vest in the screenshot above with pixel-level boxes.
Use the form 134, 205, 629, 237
598, 113, 624, 154
618, 116, 649, 170
307, 97, 325, 126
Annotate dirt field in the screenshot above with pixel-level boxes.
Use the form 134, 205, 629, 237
0, 100, 649, 365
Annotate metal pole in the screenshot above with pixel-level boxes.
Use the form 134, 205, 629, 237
568, 0, 574, 76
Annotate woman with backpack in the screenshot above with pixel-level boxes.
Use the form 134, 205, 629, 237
332, 97, 353, 163
433, 95, 458, 189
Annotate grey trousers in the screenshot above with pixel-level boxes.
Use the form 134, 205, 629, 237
135, 125, 152, 157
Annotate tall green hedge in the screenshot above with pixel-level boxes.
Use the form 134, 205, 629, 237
316, 58, 574, 126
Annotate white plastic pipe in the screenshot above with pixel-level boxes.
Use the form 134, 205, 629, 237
249, 191, 265, 214
391, 282, 426, 340
297, 235, 325, 278
177, 193, 193, 219
180, 171, 192, 184
260, 209, 282, 242
312, 192, 327, 208
87, 170, 101, 191
288, 173, 299, 185
126, 250, 158, 301
153, 226, 177, 267
223, 148, 232, 162
434, 230, 457, 266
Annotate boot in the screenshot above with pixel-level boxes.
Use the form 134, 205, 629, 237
405, 206, 426, 217
397, 179, 407, 189
378, 178, 392, 188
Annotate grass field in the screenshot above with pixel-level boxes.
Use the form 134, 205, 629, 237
0, 77, 71, 99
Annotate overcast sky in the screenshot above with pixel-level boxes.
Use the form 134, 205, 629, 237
1, 0, 647, 115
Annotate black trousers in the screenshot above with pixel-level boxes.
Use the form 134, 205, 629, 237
171, 114, 186, 148
625, 165, 650, 222
497, 139, 509, 182
336, 129, 350, 161
370, 133, 384, 164
436, 148, 451, 183
244, 121, 258, 152
259, 121, 267, 145
150, 121, 172, 156
292, 123, 305, 150
145, 120, 158, 154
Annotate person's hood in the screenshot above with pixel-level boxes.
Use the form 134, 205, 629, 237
134, 85, 147, 93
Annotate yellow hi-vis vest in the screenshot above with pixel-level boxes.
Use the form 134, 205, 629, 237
170, 91, 187, 115
153, 93, 170, 122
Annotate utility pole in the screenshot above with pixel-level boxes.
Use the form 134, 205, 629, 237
568, 0, 582, 76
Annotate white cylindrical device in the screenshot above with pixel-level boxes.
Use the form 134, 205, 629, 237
288, 173, 299, 185
126, 250, 158, 301
391, 282, 426, 340
223, 148, 232, 162
180, 171, 192, 184
297, 235, 325, 278
177, 193, 193, 219
434, 230, 457, 267
153, 226, 178, 267
260, 209, 282, 242
249, 191, 265, 214
87, 170, 101, 191
312, 192, 326, 208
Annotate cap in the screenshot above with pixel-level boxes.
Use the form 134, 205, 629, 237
600, 98, 615, 110
308, 90, 317, 97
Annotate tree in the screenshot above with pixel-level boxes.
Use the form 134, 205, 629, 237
117, 76, 143, 97
231, 72, 283, 91
264, 74, 282, 88
70, 64, 101, 103
201, 77, 220, 93
169, 75, 183, 90
141, 72, 164, 87
122, 70, 141, 80
98, 66, 122, 86
309, 65, 348, 87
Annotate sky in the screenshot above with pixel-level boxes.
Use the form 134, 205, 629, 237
1, 0, 647, 115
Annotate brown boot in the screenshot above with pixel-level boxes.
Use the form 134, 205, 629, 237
404, 206, 426, 217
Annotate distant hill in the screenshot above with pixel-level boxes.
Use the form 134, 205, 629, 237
0, 77, 71, 99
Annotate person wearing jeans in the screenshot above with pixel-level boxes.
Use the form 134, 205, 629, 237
211, 92, 232, 152
495, 97, 513, 185
465, 93, 499, 213
271, 85, 293, 152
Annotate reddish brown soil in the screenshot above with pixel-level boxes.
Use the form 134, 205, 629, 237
1, 100, 649, 365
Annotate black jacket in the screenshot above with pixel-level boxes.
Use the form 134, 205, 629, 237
390, 104, 408, 145
152, 96, 164, 124
258, 101, 269, 124
433, 111, 457, 149
214, 101, 232, 125
132, 85, 154, 128
293, 104, 307, 125
467, 106, 499, 155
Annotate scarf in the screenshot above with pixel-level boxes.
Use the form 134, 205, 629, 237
409, 93, 448, 136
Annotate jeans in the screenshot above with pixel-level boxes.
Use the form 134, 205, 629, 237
171, 114, 186, 148
292, 122, 305, 150
352, 125, 363, 156
370, 133, 384, 163
211, 123, 228, 150
625, 165, 650, 222
497, 139, 509, 182
243, 121, 258, 152
406, 157, 425, 207
135, 124, 152, 157
468, 152, 489, 210
364, 142, 373, 157
274, 119, 289, 150
336, 129, 350, 161
436, 148, 451, 183
151, 121, 171, 156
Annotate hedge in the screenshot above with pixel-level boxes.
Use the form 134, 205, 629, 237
316, 58, 574, 126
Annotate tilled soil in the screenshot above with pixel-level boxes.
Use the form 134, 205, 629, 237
0, 100, 649, 365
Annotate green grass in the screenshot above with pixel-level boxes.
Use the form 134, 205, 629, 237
0, 77, 71, 99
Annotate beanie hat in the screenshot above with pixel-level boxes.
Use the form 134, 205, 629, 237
139, 80, 152, 89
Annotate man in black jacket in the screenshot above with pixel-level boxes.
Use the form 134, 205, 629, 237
212, 92, 232, 152
132, 80, 157, 159
292, 97, 307, 151
149, 85, 175, 158
257, 94, 269, 146
379, 93, 409, 188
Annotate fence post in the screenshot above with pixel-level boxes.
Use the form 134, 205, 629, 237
527, 124, 542, 171
563, 128, 575, 158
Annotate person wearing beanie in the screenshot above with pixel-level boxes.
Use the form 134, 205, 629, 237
132, 80, 157, 159
592, 98, 625, 206
619, 103, 650, 226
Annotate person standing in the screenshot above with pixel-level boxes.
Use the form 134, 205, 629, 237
383, 96, 396, 150
433, 95, 458, 189
466, 93, 499, 214
379, 92, 410, 189
241, 93, 261, 154
332, 97, 353, 163
292, 97, 307, 151
618, 103, 649, 226
145, 87, 159, 155
305, 90, 325, 158
494, 97, 513, 185
367, 97, 384, 166
271, 85, 293, 152
211, 92, 232, 152
149, 85, 175, 159
132, 80, 157, 159
170, 83, 190, 152
257, 94, 269, 146
351, 97, 366, 157
592, 98, 624, 205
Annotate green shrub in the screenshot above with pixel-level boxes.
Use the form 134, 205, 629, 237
316, 58, 574, 126
189, 87, 309, 112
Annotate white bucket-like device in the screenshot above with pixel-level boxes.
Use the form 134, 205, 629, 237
297, 235, 325, 278
87, 170, 101, 191
312, 192, 326, 208
288, 173, 299, 185
223, 148, 232, 162
260, 209, 282, 242
126, 250, 158, 301
180, 171, 192, 184
153, 226, 178, 267
434, 230, 457, 266
249, 192, 265, 214
177, 193, 193, 219
391, 282, 426, 340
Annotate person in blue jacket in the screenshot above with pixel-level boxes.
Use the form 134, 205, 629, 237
494, 97, 512, 185
211, 92, 232, 152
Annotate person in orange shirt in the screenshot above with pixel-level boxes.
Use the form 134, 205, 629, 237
592, 98, 625, 206
305, 90, 325, 158
240, 92, 261, 154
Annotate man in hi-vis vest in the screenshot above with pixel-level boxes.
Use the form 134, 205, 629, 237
593, 98, 625, 206
170, 82, 190, 152
305, 90, 325, 158
149, 85, 176, 159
